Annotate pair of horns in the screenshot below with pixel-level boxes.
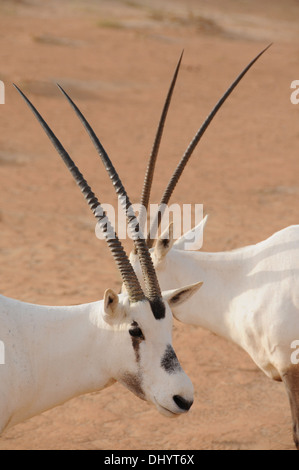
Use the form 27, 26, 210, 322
15, 44, 271, 305
139, 44, 271, 249
14, 85, 163, 312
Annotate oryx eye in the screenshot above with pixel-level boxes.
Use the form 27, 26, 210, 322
129, 322, 145, 340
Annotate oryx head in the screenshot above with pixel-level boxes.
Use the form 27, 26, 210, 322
14, 84, 201, 416
101, 284, 201, 416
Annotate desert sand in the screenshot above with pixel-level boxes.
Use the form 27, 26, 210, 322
1, 0, 299, 450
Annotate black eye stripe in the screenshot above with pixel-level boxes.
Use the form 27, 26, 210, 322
129, 322, 145, 340
129, 322, 144, 363
129, 327, 144, 339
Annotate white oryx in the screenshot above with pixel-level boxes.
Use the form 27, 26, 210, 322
126, 46, 299, 449
0, 86, 203, 434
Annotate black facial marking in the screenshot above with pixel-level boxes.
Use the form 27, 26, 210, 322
161, 237, 170, 248
121, 373, 145, 400
161, 344, 182, 374
129, 322, 144, 339
129, 321, 145, 363
149, 297, 165, 320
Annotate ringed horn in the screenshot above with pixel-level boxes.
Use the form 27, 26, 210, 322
138, 44, 272, 247
13, 84, 160, 308
55, 84, 164, 314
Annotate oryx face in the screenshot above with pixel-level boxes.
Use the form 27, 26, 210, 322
106, 294, 194, 417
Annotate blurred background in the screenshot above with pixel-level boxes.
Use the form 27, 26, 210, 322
0, 0, 299, 450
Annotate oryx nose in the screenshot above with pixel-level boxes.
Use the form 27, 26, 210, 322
173, 395, 193, 411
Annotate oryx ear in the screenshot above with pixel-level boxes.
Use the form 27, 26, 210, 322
163, 281, 203, 307
174, 215, 208, 251
154, 222, 174, 262
104, 288, 119, 316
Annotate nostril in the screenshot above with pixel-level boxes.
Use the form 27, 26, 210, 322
173, 395, 193, 411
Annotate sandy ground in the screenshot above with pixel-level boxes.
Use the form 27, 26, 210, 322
1, 0, 299, 450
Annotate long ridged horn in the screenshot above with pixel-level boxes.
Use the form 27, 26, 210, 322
146, 44, 272, 247
57, 85, 164, 314
138, 51, 183, 238
13, 84, 145, 304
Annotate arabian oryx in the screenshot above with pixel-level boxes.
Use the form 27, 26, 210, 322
0, 86, 204, 435
124, 46, 299, 449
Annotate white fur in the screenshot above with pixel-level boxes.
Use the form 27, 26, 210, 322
130, 222, 299, 381
0, 287, 199, 433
